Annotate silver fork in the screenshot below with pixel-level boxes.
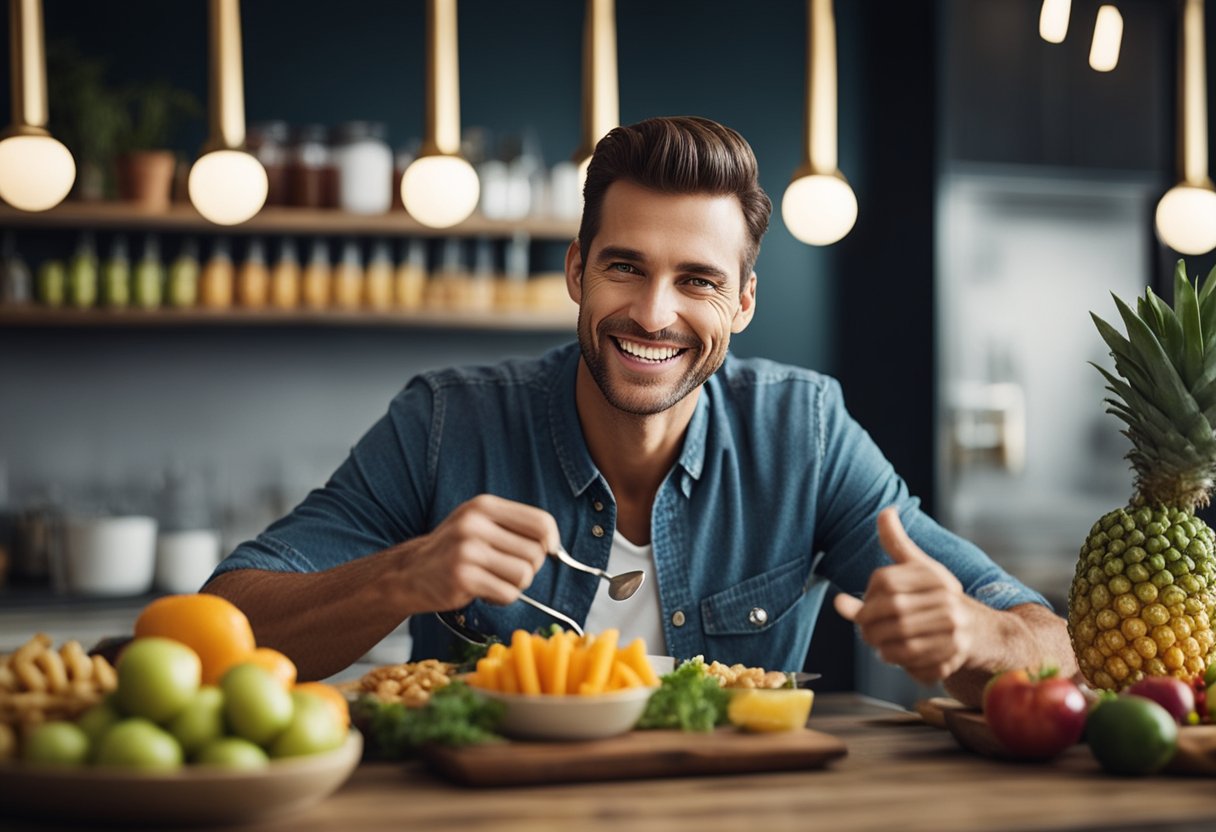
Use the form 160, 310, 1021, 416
517, 593, 585, 636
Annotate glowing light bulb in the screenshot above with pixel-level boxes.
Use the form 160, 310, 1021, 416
1039, 0, 1071, 43
781, 173, 858, 246
1155, 184, 1216, 255
401, 155, 480, 229
1089, 5, 1123, 72
0, 133, 75, 212
188, 149, 268, 226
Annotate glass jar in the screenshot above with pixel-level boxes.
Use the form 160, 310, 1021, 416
247, 121, 290, 207
332, 121, 393, 215
288, 125, 333, 209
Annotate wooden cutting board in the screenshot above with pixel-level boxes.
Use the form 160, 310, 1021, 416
424, 727, 847, 787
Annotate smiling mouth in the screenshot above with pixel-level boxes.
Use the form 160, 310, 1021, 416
612, 336, 687, 363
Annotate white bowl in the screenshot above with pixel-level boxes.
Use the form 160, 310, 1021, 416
476, 686, 656, 741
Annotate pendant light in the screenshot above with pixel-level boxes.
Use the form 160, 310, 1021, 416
781, 0, 857, 247
1039, 0, 1071, 43
572, 0, 618, 188
1088, 5, 1123, 72
0, 0, 75, 212
187, 0, 268, 226
400, 0, 479, 229
1155, 0, 1216, 255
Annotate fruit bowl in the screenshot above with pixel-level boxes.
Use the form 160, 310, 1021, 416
475, 686, 657, 741
0, 729, 362, 825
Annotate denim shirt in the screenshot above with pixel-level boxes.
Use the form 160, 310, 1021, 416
213, 342, 1048, 669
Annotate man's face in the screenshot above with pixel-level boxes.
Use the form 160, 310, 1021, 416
565, 180, 757, 416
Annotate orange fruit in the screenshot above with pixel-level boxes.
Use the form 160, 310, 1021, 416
133, 594, 256, 685
293, 682, 350, 730
244, 647, 297, 689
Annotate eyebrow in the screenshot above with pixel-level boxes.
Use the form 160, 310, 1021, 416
594, 245, 731, 281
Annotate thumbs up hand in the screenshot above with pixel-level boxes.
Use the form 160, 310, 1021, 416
833, 507, 980, 685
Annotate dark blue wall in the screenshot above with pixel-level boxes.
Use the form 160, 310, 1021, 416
15, 0, 840, 375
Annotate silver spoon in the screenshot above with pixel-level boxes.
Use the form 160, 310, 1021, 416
552, 545, 646, 601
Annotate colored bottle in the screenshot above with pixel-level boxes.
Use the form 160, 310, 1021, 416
270, 237, 301, 310
301, 239, 331, 310
468, 236, 495, 311
67, 232, 99, 309
364, 239, 394, 310
37, 259, 66, 308
332, 239, 363, 310
132, 234, 164, 310
395, 238, 427, 310
167, 238, 201, 308
199, 237, 234, 310
237, 237, 270, 308
101, 235, 131, 308
0, 231, 34, 305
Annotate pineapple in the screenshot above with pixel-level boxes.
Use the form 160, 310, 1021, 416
1069, 261, 1216, 691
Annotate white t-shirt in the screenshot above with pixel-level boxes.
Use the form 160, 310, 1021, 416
581, 530, 666, 655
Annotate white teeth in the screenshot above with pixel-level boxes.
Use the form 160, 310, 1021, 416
617, 338, 680, 362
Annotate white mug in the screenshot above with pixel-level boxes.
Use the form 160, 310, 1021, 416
155, 529, 222, 594
64, 515, 158, 596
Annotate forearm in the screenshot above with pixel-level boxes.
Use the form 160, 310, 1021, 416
944, 602, 1077, 707
203, 545, 417, 682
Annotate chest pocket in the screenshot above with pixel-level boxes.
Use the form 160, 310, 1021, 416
700, 554, 816, 635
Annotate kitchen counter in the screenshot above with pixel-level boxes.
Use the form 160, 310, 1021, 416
4, 693, 1214, 832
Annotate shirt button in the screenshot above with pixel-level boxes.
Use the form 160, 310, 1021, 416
671, 610, 686, 627
593, 500, 604, 512
748, 607, 768, 627
591, 525, 605, 538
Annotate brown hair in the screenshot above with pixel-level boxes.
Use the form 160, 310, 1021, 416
578, 116, 772, 281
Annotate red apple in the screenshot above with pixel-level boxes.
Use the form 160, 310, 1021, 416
1125, 676, 1195, 725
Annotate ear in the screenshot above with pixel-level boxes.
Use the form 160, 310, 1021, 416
731, 271, 757, 333
564, 239, 584, 304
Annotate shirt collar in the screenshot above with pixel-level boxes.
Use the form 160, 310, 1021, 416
547, 342, 712, 497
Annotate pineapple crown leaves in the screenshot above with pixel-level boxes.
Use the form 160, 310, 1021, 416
1090, 260, 1216, 509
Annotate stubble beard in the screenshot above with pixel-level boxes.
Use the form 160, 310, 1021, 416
576, 310, 724, 416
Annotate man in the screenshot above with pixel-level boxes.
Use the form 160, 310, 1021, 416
205, 116, 1074, 705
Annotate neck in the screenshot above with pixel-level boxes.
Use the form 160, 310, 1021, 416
574, 359, 697, 506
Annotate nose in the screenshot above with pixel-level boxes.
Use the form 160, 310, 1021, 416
628, 277, 679, 334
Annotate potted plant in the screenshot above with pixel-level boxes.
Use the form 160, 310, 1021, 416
46, 42, 128, 201
114, 81, 201, 211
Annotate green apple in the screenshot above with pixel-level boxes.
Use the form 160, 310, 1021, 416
195, 737, 269, 770
168, 685, 225, 756
221, 663, 293, 746
22, 721, 89, 766
75, 701, 121, 748
94, 718, 183, 771
116, 637, 201, 723
269, 691, 344, 758
1204, 660, 1216, 688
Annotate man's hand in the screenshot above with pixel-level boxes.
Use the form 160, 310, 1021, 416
833, 507, 982, 685
390, 494, 559, 613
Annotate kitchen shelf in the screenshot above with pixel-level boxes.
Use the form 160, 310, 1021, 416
0, 203, 581, 239
0, 304, 576, 331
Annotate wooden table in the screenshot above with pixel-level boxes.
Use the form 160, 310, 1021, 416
5, 693, 1216, 832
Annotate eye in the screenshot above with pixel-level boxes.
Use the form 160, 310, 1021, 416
684, 276, 719, 290
609, 262, 640, 274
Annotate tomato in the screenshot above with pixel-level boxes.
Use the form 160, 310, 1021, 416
982, 668, 1087, 760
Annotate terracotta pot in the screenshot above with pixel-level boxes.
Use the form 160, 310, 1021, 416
116, 150, 176, 211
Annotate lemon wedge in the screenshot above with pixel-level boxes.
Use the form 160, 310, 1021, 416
727, 688, 814, 733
